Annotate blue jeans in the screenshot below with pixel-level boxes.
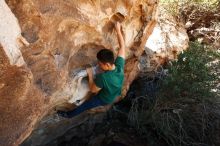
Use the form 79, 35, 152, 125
58, 96, 108, 118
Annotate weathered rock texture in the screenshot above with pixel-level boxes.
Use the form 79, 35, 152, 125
0, 0, 26, 66
0, 0, 188, 146
143, 5, 189, 72
0, 45, 47, 146
181, 3, 220, 49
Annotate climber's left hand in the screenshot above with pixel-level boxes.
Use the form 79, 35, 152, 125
86, 67, 93, 77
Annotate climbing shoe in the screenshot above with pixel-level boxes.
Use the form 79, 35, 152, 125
57, 111, 69, 118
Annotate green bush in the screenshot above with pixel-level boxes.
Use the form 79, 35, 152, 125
128, 42, 220, 146
160, 42, 219, 101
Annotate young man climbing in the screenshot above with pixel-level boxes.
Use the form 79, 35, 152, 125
57, 22, 125, 118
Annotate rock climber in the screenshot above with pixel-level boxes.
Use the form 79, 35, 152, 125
57, 22, 125, 118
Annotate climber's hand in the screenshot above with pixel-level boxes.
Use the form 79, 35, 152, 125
86, 67, 93, 77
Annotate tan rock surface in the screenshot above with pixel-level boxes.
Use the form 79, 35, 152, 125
0, 0, 188, 145
0, 45, 46, 146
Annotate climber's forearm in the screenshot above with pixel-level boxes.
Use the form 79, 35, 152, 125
116, 29, 125, 49
87, 71, 95, 91
86, 68, 101, 93
88, 77, 94, 91
115, 23, 125, 58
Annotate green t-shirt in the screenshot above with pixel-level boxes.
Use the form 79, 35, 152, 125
94, 56, 125, 103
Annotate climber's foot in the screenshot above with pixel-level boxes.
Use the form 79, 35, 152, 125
57, 110, 69, 118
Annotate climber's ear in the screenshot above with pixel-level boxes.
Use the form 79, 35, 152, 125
90, 82, 101, 93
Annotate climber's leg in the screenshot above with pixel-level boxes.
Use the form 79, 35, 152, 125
57, 96, 107, 118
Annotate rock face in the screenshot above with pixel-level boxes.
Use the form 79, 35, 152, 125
146, 6, 188, 58
181, 3, 220, 49
143, 5, 189, 72
0, 0, 188, 146
0, 45, 46, 146
0, 0, 26, 66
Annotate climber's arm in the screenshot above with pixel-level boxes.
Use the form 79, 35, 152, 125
86, 68, 101, 93
115, 22, 125, 59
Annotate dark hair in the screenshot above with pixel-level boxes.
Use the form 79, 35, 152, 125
97, 49, 114, 64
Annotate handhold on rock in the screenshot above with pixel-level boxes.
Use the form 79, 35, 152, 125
68, 65, 102, 105
71, 65, 102, 78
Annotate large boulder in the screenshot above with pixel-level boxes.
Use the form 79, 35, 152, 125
0, 0, 188, 145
